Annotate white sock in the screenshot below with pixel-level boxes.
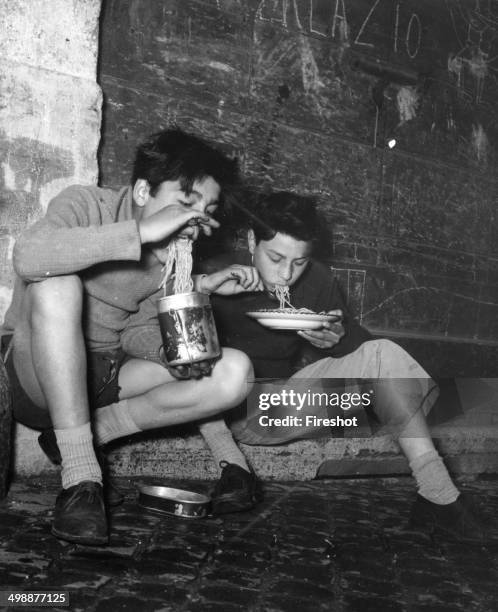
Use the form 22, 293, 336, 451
54, 422, 102, 490
409, 449, 460, 505
199, 419, 249, 474
93, 399, 141, 446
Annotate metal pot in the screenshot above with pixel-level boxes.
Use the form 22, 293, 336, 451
138, 484, 211, 518
157, 291, 221, 366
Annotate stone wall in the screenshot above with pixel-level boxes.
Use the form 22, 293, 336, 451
0, 0, 102, 320
0, 0, 102, 474
98, 0, 498, 376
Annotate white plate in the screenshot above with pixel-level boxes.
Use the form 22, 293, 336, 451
246, 310, 341, 330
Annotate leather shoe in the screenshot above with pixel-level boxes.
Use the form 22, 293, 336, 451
409, 492, 485, 542
211, 462, 263, 516
38, 428, 125, 506
52, 481, 108, 546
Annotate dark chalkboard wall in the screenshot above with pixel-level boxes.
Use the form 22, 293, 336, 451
98, 0, 498, 373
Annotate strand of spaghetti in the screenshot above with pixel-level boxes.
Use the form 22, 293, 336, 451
273, 285, 294, 309
159, 241, 176, 296
158, 238, 194, 295
173, 238, 194, 294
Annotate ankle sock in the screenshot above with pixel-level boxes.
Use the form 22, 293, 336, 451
409, 449, 459, 505
199, 419, 249, 474
54, 422, 102, 490
93, 399, 141, 446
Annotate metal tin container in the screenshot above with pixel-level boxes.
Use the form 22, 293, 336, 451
157, 291, 220, 366
138, 485, 211, 518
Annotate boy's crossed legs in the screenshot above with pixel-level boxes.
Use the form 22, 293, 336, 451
12, 275, 253, 545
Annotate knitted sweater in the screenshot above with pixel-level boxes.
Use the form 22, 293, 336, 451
4, 185, 165, 361
201, 252, 372, 378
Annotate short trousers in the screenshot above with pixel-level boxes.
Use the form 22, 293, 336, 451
230, 339, 440, 445
1, 334, 128, 431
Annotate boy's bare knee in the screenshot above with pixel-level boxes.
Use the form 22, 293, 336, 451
215, 348, 254, 406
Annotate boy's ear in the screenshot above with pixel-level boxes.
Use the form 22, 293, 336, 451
132, 179, 150, 207
247, 229, 256, 254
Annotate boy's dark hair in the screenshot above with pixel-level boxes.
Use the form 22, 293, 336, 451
132, 128, 239, 199
250, 191, 320, 244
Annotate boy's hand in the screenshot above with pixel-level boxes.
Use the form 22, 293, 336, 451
198, 265, 263, 295
297, 309, 344, 349
166, 359, 217, 380
138, 204, 220, 244
159, 346, 217, 380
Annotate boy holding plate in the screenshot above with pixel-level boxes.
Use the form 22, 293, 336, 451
197, 191, 484, 542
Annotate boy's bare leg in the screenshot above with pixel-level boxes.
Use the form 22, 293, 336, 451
91, 350, 253, 445
12, 275, 105, 545
13, 276, 100, 487
107, 362, 259, 516
13, 276, 254, 437
397, 411, 438, 460
94, 352, 258, 517
13, 275, 90, 427
372, 379, 459, 505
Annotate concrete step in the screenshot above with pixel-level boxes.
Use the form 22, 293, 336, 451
12, 401, 498, 481
10, 377, 498, 480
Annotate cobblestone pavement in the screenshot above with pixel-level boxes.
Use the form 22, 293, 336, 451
0, 474, 497, 611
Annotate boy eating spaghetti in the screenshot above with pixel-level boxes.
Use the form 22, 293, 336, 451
198, 191, 484, 541
2, 128, 259, 546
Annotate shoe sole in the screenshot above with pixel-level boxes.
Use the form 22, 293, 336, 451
51, 526, 109, 546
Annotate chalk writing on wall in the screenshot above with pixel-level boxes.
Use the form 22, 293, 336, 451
256, 0, 422, 59
98, 0, 498, 350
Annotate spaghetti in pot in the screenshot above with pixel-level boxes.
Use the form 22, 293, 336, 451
156, 238, 221, 366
